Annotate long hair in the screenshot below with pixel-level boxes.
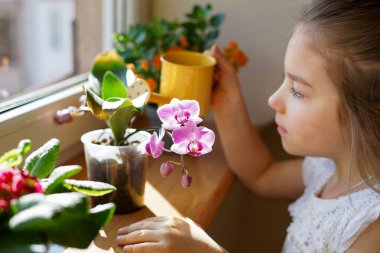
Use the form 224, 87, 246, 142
299, 0, 380, 188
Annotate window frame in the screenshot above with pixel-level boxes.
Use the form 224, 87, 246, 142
0, 0, 137, 163
0, 74, 105, 163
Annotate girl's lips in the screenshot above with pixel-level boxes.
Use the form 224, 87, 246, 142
276, 125, 287, 135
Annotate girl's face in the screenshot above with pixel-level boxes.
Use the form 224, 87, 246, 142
268, 28, 347, 159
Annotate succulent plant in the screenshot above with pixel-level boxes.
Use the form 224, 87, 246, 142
56, 50, 152, 146
0, 139, 116, 252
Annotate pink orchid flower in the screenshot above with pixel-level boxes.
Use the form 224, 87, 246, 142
157, 98, 203, 130
171, 121, 215, 157
145, 128, 165, 158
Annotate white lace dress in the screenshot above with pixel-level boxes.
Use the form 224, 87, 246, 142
282, 157, 380, 253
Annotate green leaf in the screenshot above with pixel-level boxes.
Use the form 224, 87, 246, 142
89, 203, 116, 227
182, 22, 197, 33
9, 193, 88, 231
107, 104, 137, 145
91, 50, 127, 85
47, 203, 115, 248
0, 149, 23, 170
0, 139, 32, 170
17, 139, 31, 156
85, 86, 120, 121
63, 179, 116, 196
9, 203, 60, 231
114, 33, 130, 43
206, 29, 219, 41
101, 71, 127, 100
0, 231, 47, 253
135, 30, 147, 44
85, 86, 109, 120
210, 13, 225, 27
7, 192, 115, 249
45, 192, 88, 213
193, 5, 205, 20
198, 19, 207, 31
24, 138, 60, 178
44, 165, 82, 194
11, 193, 45, 213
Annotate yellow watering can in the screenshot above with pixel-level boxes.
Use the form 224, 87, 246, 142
129, 51, 216, 117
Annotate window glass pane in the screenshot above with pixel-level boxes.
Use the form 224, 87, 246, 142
0, 0, 106, 109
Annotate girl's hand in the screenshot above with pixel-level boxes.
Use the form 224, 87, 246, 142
210, 45, 242, 112
117, 216, 227, 253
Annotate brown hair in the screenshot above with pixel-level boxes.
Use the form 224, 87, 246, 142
299, 1, 380, 188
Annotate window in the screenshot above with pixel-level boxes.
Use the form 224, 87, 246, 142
0, 0, 115, 112
0, 0, 132, 161
0, 0, 73, 107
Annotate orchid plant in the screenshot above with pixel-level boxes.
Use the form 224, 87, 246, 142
144, 98, 215, 188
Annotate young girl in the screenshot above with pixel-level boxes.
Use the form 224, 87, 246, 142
116, 1, 380, 252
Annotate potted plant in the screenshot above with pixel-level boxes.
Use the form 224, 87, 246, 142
76, 50, 151, 214
113, 4, 226, 92
0, 138, 116, 253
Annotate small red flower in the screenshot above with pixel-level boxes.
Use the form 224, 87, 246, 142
140, 59, 149, 71
223, 41, 249, 71
0, 167, 44, 212
180, 37, 189, 48
228, 41, 238, 49
146, 77, 157, 91
151, 54, 162, 69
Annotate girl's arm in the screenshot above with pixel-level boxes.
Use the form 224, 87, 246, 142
210, 45, 304, 200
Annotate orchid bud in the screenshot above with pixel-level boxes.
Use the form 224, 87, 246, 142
160, 162, 174, 177
54, 109, 73, 124
181, 175, 192, 188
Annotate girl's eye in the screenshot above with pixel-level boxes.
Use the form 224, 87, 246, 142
289, 87, 304, 99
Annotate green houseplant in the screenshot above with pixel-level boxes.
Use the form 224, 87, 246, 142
0, 138, 116, 253
56, 50, 152, 214
113, 4, 225, 92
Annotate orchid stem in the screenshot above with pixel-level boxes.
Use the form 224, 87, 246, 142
124, 127, 161, 142
167, 160, 182, 166
180, 155, 186, 175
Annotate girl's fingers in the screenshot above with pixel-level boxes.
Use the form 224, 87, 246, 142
118, 222, 159, 235
117, 229, 160, 245
122, 242, 162, 253
118, 216, 170, 235
210, 45, 233, 72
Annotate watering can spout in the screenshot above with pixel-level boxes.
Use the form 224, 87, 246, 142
148, 92, 171, 106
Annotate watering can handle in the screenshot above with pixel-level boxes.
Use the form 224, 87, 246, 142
148, 92, 171, 106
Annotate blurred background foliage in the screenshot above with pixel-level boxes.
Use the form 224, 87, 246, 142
113, 4, 225, 92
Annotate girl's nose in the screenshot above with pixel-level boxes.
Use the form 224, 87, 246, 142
268, 86, 285, 114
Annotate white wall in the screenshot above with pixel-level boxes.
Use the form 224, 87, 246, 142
153, 0, 303, 125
